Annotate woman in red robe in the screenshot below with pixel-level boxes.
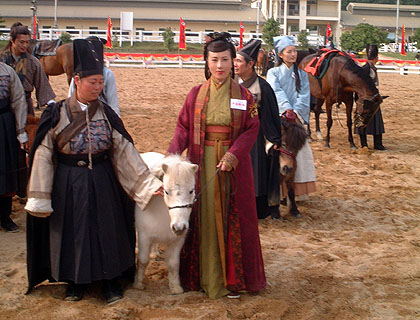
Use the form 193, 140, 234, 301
168, 32, 266, 299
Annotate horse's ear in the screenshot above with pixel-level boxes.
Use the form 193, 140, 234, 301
162, 163, 169, 173
190, 164, 199, 173
381, 95, 389, 100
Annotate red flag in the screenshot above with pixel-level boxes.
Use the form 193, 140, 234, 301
32, 15, 37, 40
401, 24, 406, 55
106, 16, 113, 49
179, 18, 186, 50
239, 21, 244, 49
326, 23, 332, 38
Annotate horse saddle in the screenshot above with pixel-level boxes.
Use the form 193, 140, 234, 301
304, 49, 346, 79
32, 39, 62, 58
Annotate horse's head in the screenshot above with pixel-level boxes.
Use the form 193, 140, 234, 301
354, 93, 384, 128
152, 155, 198, 236
279, 120, 308, 177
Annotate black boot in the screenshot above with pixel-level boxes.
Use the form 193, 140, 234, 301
359, 134, 368, 148
374, 135, 386, 150
102, 278, 123, 304
65, 282, 86, 301
0, 197, 19, 232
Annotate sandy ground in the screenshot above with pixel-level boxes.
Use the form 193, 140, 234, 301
1, 68, 419, 319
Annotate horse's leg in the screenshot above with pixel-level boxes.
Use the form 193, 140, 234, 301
287, 181, 301, 218
165, 240, 184, 294
315, 98, 324, 141
133, 234, 151, 290
325, 100, 334, 148
344, 96, 356, 149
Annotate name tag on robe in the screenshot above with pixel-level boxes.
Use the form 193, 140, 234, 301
230, 99, 247, 110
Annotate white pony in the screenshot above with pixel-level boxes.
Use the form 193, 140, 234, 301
134, 152, 198, 294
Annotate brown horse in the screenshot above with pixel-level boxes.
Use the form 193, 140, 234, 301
28, 40, 74, 85
277, 119, 308, 218
255, 49, 269, 76
299, 52, 384, 149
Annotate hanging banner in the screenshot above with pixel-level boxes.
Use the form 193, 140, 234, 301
106, 16, 113, 49
179, 18, 186, 50
239, 21, 244, 49
33, 15, 37, 40
326, 23, 332, 38
401, 25, 406, 55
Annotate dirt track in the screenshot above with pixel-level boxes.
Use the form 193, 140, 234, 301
0, 69, 419, 319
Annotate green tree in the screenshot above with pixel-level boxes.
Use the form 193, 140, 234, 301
340, 23, 388, 52
162, 27, 175, 52
297, 30, 309, 49
59, 32, 72, 43
262, 18, 280, 49
412, 28, 420, 46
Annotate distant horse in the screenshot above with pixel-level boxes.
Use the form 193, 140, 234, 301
25, 115, 40, 152
134, 152, 198, 294
278, 119, 308, 218
28, 40, 74, 84
256, 49, 269, 76
300, 52, 384, 148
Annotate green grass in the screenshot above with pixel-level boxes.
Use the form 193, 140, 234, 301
380, 52, 417, 60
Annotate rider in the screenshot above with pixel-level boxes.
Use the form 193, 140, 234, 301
0, 22, 56, 116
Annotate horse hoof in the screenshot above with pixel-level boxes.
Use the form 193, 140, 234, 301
292, 212, 302, 219
324, 144, 330, 148
170, 286, 184, 295
350, 145, 357, 150
316, 132, 323, 141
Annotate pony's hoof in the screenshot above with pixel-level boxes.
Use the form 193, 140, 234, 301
132, 281, 145, 290
316, 132, 323, 141
291, 210, 301, 218
170, 286, 184, 295
324, 143, 330, 148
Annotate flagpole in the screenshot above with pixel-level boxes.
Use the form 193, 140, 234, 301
395, 0, 400, 49
54, 0, 58, 28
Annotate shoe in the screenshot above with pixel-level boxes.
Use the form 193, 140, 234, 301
373, 135, 387, 150
64, 283, 85, 301
1, 216, 19, 233
102, 279, 123, 305
226, 292, 240, 299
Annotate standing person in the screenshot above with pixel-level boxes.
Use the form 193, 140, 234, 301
266, 36, 316, 202
25, 38, 162, 304
0, 62, 28, 232
0, 22, 56, 116
357, 44, 386, 150
68, 37, 120, 116
168, 32, 266, 299
234, 39, 282, 219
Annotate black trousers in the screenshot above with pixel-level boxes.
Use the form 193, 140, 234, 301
0, 197, 12, 219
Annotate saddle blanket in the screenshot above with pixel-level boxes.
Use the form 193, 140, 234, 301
304, 49, 346, 78
32, 39, 62, 57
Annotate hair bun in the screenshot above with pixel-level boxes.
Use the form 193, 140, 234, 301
206, 32, 232, 44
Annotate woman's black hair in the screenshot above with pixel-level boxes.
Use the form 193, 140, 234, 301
203, 32, 236, 80
277, 52, 301, 93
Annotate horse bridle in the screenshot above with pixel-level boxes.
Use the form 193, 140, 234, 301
278, 147, 296, 160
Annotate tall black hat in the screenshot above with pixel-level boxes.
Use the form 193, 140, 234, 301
366, 44, 378, 60
73, 38, 104, 78
238, 39, 262, 62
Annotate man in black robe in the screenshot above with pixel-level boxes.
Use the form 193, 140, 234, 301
234, 39, 282, 219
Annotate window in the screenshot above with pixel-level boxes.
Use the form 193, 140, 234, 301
66, 26, 77, 35
89, 26, 105, 35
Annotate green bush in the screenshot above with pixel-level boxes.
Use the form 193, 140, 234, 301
59, 32, 72, 43
262, 18, 280, 49
162, 27, 175, 52
340, 23, 388, 52
297, 30, 309, 49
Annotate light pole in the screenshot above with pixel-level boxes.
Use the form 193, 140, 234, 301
395, 0, 400, 48
256, 0, 261, 35
54, 0, 58, 28
30, 0, 37, 39
411, 12, 416, 39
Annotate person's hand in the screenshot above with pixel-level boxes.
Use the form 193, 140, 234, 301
273, 144, 280, 150
153, 185, 164, 197
216, 161, 232, 172
20, 142, 28, 153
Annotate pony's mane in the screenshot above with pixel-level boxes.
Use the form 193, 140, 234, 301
162, 154, 195, 180
342, 56, 377, 93
283, 122, 308, 154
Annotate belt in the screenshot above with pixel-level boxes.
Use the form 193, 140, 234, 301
0, 98, 11, 114
57, 151, 110, 167
204, 125, 231, 145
